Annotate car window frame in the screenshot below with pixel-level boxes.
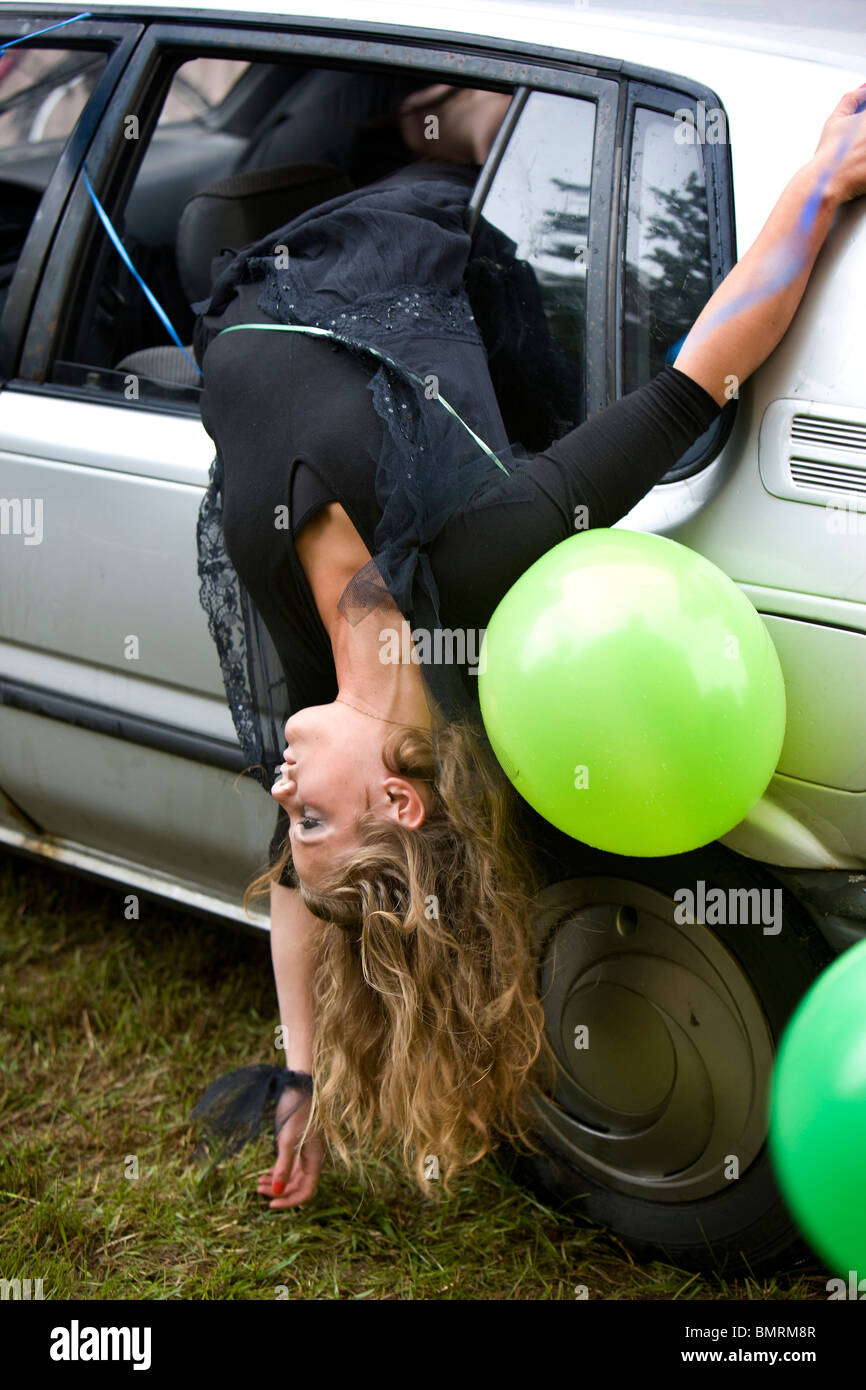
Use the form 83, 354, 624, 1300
9, 13, 737, 486
0, 14, 143, 380
9, 22, 512, 404
615, 77, 738, 480
13, 19, 624, 416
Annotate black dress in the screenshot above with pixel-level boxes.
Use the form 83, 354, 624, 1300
194, 158, 722, 884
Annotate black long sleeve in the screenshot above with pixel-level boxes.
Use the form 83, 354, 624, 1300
533, 365, 720, 530
429, 364, 722, 633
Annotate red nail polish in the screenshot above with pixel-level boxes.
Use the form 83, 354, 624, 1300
272, 1180, 285, 1194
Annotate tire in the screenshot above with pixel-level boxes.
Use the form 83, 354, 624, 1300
508, 837, 833, 1274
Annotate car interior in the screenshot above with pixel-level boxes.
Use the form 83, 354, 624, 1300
52, 55, 585, 450
63, 60, 518, 401
0, 56, 499, 384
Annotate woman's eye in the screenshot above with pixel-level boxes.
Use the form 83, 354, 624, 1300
300, 816, 320, 831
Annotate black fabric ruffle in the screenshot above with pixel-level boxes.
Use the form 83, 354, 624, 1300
190, 1065, 313, 1159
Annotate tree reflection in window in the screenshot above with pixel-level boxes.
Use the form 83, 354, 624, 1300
536, 175, 590, 367
467, 91, 595, 448
623, 108, 712, 394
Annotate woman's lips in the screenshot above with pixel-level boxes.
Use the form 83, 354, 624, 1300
271, 743, 298, 793
271, 762, 293, 795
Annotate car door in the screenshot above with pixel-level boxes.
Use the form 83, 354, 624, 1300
1, 22, 533, 922
0, 19, 275, 921
0, 12, 735, 923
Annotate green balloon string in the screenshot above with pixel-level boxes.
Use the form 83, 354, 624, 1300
218, 322, 511, 476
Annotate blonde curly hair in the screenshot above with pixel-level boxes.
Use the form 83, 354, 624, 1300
244, 716, 555, 1193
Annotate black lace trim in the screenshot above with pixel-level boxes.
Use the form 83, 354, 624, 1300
255, 275, 482, 345
196, 453, 263, 775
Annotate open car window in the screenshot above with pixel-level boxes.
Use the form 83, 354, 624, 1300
0, 43, 107, 319
46, 54, 446, 409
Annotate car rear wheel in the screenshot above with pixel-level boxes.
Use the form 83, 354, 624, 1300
509, 842, 833, 1273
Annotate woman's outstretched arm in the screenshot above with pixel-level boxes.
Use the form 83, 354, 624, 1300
257, 881, 325, 1209
432, 87, 866, 628
674, 84, 866, 405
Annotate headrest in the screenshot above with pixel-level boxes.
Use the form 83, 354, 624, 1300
176, 161, 354, 303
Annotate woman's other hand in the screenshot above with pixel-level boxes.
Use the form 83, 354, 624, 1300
257, 1089, 325, 1209
815, 83, 866, 204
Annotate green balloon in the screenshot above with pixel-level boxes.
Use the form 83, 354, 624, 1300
768, 939, 866, 1277
477, 528, 786, 856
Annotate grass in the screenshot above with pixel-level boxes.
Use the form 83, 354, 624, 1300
0, 850, 831, 1301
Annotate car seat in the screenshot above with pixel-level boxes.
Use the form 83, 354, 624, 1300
115, 160, 354, 388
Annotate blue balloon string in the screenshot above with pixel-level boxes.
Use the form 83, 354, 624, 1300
83, 166, 203, 379
0, 13, 91, 53
219, 322, 510, 474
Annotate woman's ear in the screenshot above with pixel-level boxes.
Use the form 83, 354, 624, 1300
381, 776, 429, 829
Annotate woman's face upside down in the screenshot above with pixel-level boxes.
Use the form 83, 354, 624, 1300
270, 701, 432, 891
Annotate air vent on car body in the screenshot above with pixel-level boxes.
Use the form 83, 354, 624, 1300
759, 400, 866, 504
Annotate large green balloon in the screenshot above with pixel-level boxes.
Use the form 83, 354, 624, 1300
768, 940, 866, 1278
477, 528, 785, 856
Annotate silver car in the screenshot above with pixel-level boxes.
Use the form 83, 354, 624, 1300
1, 0, 864, 1271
